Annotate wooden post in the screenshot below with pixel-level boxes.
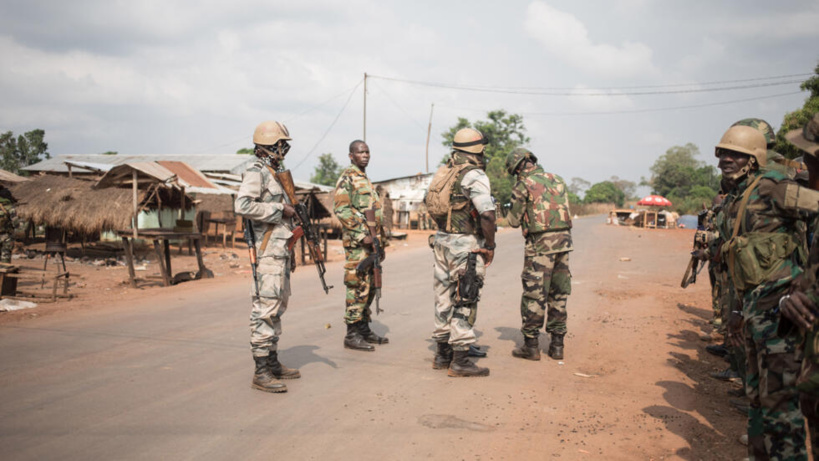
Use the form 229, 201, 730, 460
363, 72, 367, 142
132, 170, 138, 239
425, 103, 434, 173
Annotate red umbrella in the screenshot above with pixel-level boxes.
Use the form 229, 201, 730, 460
637, 195, 672, 207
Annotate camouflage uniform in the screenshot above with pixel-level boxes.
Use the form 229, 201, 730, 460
721, 168, 815, 460
506, 165, 572, 339
0, 197, 17, 263
430, 152, 494, 351
235, 160, 294, 358
333, 164, 386, 325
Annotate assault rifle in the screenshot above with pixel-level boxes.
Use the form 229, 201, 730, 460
274, 169, 333, 294
243, 218, 260, 297
356, 208, 383, 315
680, 208, 710, 289
456, 252, 483, 306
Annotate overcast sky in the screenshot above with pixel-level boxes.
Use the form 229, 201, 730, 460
1, 0, 817, 193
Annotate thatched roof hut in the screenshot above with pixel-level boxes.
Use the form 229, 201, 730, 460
11, 175, 186, 236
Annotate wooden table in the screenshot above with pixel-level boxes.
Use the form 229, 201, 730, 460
117, 229, 213, 288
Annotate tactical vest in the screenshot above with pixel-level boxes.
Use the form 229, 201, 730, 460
429, 154, 482, 234
520, 168, 572, 234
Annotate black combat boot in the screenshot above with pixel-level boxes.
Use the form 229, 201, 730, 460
512, 336, 541, 361
344, 322, 375, 351
448, 350, 490, 377
468, 345, 487, 357
268, 351, 301, 379
359, 322, 389, 345
432, 342, 453, 370
547, 333, 564, 360
252, 356, 287, 393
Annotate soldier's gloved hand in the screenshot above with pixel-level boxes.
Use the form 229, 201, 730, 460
781, 290, 817, 332
691, 249, 708, 261
282, 204, 296, 218
472, 248, 494, 267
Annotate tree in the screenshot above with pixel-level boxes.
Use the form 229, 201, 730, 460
569, 177, 591, 199
645, 143, 719, 214
584, 181, 625, 207
775, 62, 819, 159
609, 175, 637, 201
440, 110, 530, 205
101, 151, 118, 155
0, 129, 50, 175
236, 147, 254, 155
310, 153, 343, 186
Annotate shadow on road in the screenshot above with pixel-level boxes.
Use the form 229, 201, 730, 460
281, 345, 338, 369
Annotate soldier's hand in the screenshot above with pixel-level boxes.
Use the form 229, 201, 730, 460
379, 248, 386, 262
361, 235, 373, 247
472, 248, 494, 267
521, 228, 528, 238
781, 290, 817, 332
282, 204, 296, 218
691, 249, 707, 261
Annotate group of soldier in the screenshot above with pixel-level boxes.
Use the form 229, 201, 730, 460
234, 121, 574, 391
696, 114, 819, 460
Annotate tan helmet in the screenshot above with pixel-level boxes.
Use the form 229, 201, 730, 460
452, 128, 488, 154
715, 125, 767, 168
253, 121, 291, 146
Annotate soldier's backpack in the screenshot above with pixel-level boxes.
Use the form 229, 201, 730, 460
424, 161, 476, 232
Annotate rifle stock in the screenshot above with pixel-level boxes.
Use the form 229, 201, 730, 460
274, 168, 333, 294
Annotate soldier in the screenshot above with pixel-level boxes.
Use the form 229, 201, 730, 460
503, 148, 572, 361
715, 123, 817, 459
0, 186, 17, 264
777, 113, 819, 459
333, 140, 389, 352
424, 127, 496, 377
235, 120, 300, 393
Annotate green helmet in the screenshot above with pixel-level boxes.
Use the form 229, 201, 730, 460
505, 147, 537, 175
732, 118, 775, 148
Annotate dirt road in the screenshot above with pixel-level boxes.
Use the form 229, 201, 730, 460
0, 216, 745, 460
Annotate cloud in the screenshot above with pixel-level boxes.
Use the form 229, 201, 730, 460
523, 1, 658, 78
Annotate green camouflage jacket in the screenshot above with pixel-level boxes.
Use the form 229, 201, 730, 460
718, 169, 816, 305
507, 165, 572, 254
333, 164, 385, 248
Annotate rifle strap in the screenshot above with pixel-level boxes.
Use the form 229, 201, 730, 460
259, 227, 274, 253
729, 175, 764, 241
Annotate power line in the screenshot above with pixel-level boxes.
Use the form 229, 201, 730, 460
291, 78, 363, 171
369, 73, 808, 96
370, 80, 427, 130
284, 81, 364, 123
436, 90, 803, 117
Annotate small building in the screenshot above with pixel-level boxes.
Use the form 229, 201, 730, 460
374, 172, 434, 229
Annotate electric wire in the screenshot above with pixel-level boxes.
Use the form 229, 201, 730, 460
291, 78, 363, 171
436, 90, 804, 117
369, 74, 807, 96
370, 80, 427, 130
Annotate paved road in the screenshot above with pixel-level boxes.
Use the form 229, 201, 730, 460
1, 216, 615, 460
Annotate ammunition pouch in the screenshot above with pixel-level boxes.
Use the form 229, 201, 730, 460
724, 232, 798, 292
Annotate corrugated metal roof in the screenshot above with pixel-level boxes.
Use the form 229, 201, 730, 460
95, 162, 177, 189
157, 161, 216, 189
0, 169, 29, 183
24, 154, 256, 175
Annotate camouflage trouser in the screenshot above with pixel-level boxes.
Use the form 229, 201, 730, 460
709, 263, 724, 332
0, 232, 12, 263
520, 248, 571, 338
249, 253, 291, 358
743, 291, 807, 460
431, 233, 485, 352
343, 245, 375, 325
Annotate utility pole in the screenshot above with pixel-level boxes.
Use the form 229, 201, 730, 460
424, 103, 434, 173
363, 72, 367, 142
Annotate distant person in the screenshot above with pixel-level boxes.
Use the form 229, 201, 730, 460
504, 148, 573, 361
333, 140, 389, 352
235, 121, 300, 393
